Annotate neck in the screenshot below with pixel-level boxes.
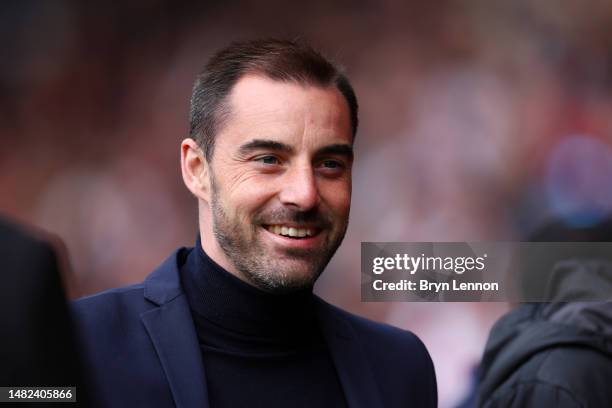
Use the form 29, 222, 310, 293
198, 219, 249, 285
181, 237, 318, 340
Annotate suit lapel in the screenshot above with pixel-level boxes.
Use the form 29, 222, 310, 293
316, 299, 384, 408
141, 295, 209, 408
141, 249, 209, 408
140, 250, 383, 408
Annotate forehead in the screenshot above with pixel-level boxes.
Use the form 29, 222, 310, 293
219, 74, 352, 148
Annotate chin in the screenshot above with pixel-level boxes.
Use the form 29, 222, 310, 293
249, 267, 320, 293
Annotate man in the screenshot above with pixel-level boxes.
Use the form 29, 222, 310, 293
73, 39, 437, 408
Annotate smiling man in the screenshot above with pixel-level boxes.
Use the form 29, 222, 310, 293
73, 40, 437, 408
185, 72, 353, 293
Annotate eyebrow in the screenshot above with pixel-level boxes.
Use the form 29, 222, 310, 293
237, 139, 353, 161
314, 144, 354, 162
238, 139, 294, 156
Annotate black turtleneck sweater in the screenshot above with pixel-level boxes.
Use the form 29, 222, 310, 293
179, 239, 348, 408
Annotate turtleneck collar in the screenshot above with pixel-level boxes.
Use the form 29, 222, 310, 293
180, 236, 321, 347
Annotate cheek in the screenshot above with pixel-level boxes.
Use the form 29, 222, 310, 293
320, 182, 351, 217
224, 176, 278, 218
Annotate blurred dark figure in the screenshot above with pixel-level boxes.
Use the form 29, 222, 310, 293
0, 216, 90, 406
478, 218, 612, 407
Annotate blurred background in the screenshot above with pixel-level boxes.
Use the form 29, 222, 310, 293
2, 0, 612, 406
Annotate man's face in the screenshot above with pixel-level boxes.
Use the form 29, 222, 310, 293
205, 75, 353, 292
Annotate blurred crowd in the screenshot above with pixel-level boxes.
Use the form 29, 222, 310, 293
2, 1, 612, 406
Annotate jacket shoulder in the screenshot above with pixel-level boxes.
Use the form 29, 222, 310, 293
73, 283, 149, 317
318, 298, 429, 352
316, 298, 437, 403
484, 381, 582, 408
71, 284, 177, 407
484, 346, 612, 407
71, 283, 157, 348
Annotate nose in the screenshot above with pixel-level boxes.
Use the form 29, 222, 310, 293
278, 165, 319, 211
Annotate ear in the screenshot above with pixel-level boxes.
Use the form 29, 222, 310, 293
181, 138, 211, 202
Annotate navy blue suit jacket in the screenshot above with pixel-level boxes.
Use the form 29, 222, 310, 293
73, 248, 437, 407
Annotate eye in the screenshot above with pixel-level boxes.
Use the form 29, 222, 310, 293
322, 160, 342, 169
317, 159, 347, 178
256, 155, 280, 165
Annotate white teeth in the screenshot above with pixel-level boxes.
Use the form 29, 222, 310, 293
267, 225, 315, 238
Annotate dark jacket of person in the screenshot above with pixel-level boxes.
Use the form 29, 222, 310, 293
0, 216, 91, 406
72, 247, 437, 408
478, 260, 612, 407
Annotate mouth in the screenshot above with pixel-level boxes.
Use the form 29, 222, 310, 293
263, 224, 321, 239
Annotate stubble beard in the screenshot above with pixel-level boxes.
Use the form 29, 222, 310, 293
208, 175, 348, 294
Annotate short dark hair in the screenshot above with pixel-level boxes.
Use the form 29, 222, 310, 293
189, 39, 358, 161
